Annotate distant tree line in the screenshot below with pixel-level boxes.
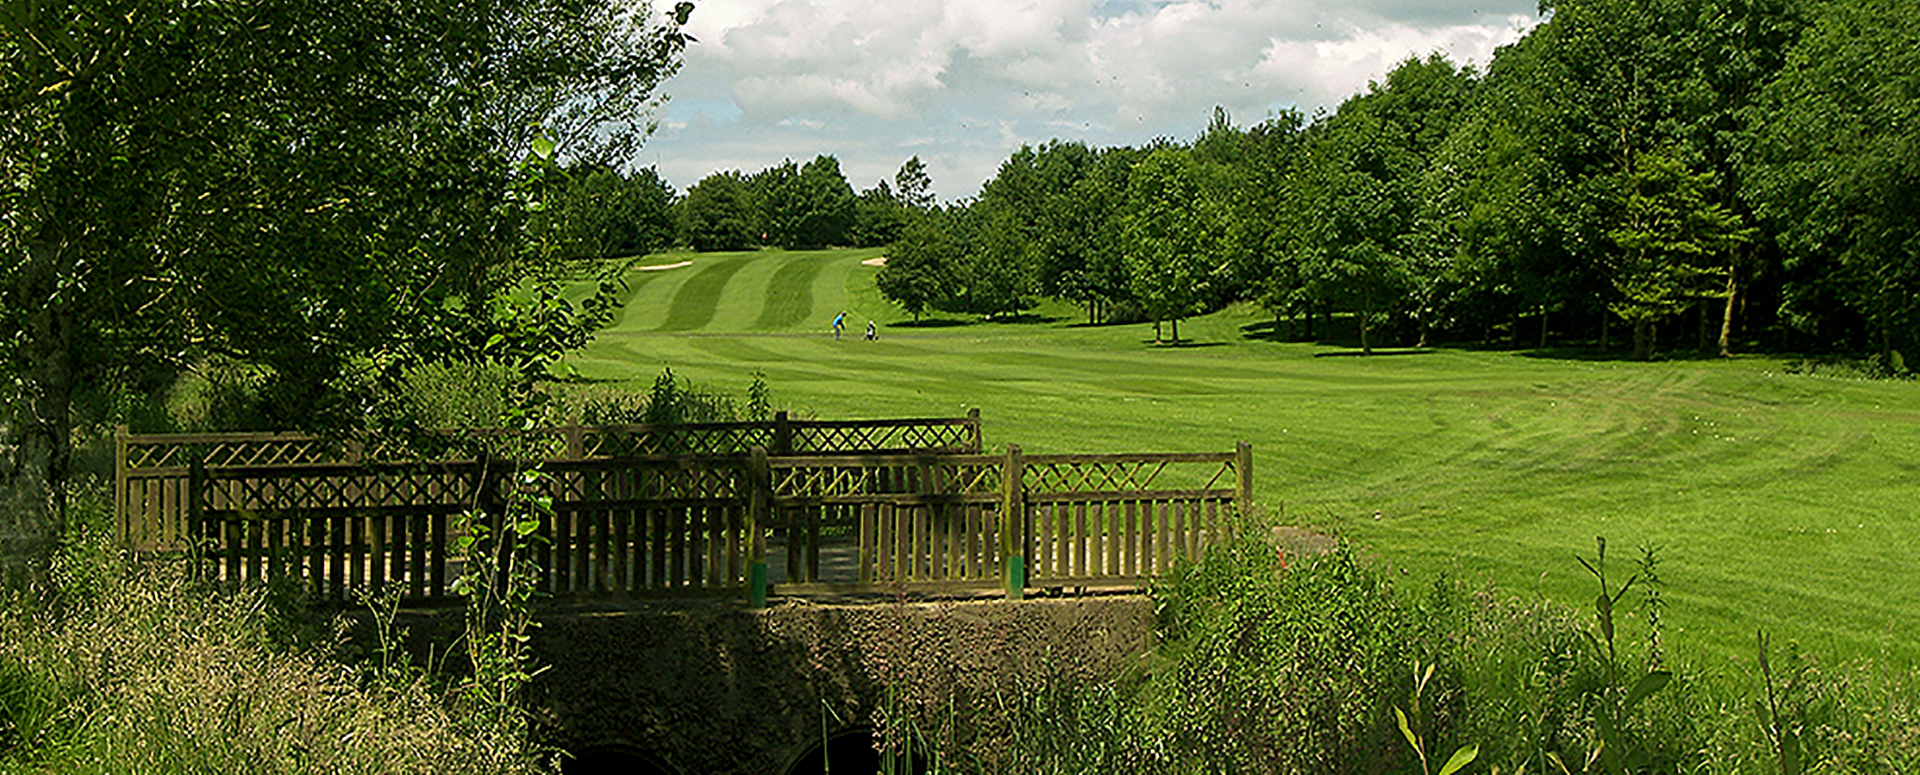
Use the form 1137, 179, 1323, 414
564, 153, 929, 256
863, 0, 1913, 366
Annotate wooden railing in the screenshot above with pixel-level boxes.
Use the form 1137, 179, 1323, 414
117, 417, 1250, 603
116, 410, 982, 552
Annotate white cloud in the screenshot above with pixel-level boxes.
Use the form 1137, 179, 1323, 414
642, 0, 1539, 200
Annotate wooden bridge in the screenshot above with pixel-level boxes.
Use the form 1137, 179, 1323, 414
114, 411, 1251, 604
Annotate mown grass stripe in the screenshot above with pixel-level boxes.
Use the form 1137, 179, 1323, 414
658, 256, 751, 332
753, 251, 831, 331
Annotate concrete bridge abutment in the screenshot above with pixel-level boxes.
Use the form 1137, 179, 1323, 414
532, 595, 1154, 774
368, 595, 1156, 774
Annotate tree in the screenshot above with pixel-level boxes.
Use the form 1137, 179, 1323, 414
682, 171, 760, 252
0, 0, 691, 585
790, 155, 858, 249
977, 141, 1109, 321
849, 181, 910, 248
961, 204, 1039, 320
750, 155, 856, 249
1608, 150, 1754, 359
876, 213, 961, 322
538, 165, 677, 260
1744, 0, 1920, 371
1121, 149, 1221, 343
894, 156, 936, 211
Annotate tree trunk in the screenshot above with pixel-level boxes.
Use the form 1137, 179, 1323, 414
1699, 300, 1712, 353
1539, 307, 1549, 349
1360, 294, 1373, 355
1303, 299, 1316, 339
1718, 269, 1737, 357
1153, 319, 1162, 343
1600, 313, 1610, 353
1633, 319, 1653, 361
1170, 318, 1180, 344
2, 240, 74, 590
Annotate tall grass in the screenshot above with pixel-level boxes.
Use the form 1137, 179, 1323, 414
958, 529, 1920, 774
0, 483, 543, 774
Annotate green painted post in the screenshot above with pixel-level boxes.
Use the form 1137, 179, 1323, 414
747, 446, 771, 608
1002, 444, 1025, 600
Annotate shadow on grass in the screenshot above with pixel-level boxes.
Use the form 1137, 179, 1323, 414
889, 312, 1065, 328
888, 318, 973, 329
1514, 344, 1735, 363
1239, 321, 1319, 343
984, 312, 1066, 325
1066, 318, 1148, 329
1141, 340, 1229, 348
1312, 348, 1437, 358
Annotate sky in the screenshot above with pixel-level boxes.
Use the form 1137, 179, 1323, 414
637, 0, 1541, 203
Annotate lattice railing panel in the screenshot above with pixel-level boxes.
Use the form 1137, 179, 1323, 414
583, 426, 774, 458
790, 423, 974, 454
125, 437, 341, 470
771, 460, 1000, 501
550, 464, 742, 502
205, 468, 478, 512
1022, 456, 1236, 495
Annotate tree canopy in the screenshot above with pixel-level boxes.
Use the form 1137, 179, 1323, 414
0, 0, 692, 584
849, 0, 1906, 367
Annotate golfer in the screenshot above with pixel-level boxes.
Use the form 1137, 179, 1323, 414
832, 311, 845, 340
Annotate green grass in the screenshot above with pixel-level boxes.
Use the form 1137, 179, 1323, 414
568, 248, 1920, 668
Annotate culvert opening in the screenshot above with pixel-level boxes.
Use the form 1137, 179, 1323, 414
560, 743, 680, 775
782, 727, 930, 775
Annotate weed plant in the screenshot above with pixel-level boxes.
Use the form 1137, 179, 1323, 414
956, 531, 1920, 774
0, 485, 542, 774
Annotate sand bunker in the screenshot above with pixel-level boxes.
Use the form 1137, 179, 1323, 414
637, 260, 693, 271
860, 256, 887, 267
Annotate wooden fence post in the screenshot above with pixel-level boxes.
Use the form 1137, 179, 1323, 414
747, 446, 771, 608
966, 408, 982, 453
773, 411, 793, 455
113, 425, 129, 547
1001, 444, 1025, 600
1235, 441, 1253, 542
187, 460, 207, 581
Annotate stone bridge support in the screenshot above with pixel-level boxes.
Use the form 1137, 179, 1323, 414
526, 595, 1154, 773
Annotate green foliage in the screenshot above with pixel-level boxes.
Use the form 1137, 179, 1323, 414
1742, 0, 1920, 371
1140, 537, 1420, 771
878, 215, 964, 322
681, 171, 762, 252
0, 0, 692, 582
1398, 659, 1479, 775
1573, 538, 1675, 774
851, 182, 912, 248
535, 165, 677, 260
0, 484, 541, 772
747, 155, 859, 250
1122, 149, 1222, 342
960, 205, 1040, 320
895, 156, 936, 212
1607, 150, 1754, 359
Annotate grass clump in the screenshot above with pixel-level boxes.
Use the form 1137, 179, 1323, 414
968, 530, 1920, 774
0, 498, 543, 775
